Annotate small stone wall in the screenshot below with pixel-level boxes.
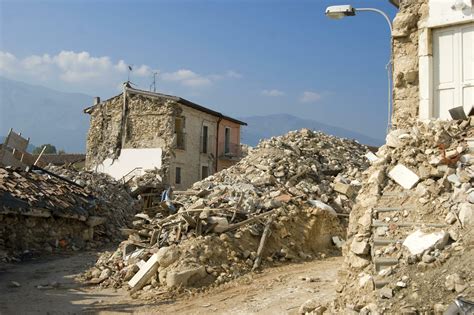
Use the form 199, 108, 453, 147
0, 214, 93, 259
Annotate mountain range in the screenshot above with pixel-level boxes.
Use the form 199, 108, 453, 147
239, 114, 383, 147
0, 77, 92, 152
0, 77, 383, 152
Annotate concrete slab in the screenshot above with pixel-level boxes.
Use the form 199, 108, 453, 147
388, 164, 420, 189
128, 253, 159, 290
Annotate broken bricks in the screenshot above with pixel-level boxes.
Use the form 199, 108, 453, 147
83, 129, 370, 293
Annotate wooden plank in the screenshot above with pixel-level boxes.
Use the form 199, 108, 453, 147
252, 217, 273, 271
221, 208, 279, 233
128, 253, 159, 291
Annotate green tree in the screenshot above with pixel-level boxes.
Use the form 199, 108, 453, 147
33, 144, 57, 154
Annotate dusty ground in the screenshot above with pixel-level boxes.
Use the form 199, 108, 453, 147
0, 251, 340, 314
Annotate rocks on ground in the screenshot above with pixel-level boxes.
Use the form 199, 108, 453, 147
334, 119, 474, 313
81, 129, 371, 297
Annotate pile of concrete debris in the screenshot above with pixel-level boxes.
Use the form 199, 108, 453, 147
46, 165, 139, 237
332, 119, 474, 314
82, 129, 371, 296
0, 166, 136, 262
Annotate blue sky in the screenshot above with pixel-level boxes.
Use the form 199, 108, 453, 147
0, 0, 397, 139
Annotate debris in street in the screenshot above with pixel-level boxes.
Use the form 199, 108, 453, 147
334, 119, 474, 313
82, 129, 370, 295
0, 165, 138, 261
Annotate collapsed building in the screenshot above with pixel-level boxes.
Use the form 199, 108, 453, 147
329, 0, 474, 313
0, 166, 138, 262
84, 84, 247, 191
0, 129, 35, 169
81, 129, 371, 295
0, 127, 139, 262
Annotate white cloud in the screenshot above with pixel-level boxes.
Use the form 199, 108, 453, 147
115, 60, 128, 73
226, 70, 242, 79
0, 50, 241, 94
162, 69, 212, 87
161, 68, 239, 88
300, 91, 322, 103
0, 51, 18, 74
134, 65, 153, 77
0, 50, 154, 84
262, 89, 285, 97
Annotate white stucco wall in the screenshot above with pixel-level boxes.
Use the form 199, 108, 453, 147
427, 0, 473, 28
95, 148, 163, 180
418, 0, 474, 120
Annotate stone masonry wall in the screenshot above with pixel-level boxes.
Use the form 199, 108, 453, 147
85, 95, 123, 168
85, 93, 182, 184
391, 0, 428, 128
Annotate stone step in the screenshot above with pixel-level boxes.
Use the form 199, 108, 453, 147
380, 191, 412, 198
372, 220, 447, 228
373, 257, 399, 271
373, 206, 414, 213
373, 238, 405, 246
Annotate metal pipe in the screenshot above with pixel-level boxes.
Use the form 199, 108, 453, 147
356, 8, 393, 32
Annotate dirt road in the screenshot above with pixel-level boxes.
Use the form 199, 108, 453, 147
0, 252, 340, 314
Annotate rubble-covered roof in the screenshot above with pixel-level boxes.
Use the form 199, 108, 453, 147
0, 167, 95, 221
84, 85, 247, 126
34, 154, 86, 166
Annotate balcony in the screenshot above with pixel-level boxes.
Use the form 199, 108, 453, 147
174, 132, 186, 150
219, 142, 241, 160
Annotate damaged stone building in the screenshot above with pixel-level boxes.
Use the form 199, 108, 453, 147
84, 84, 247, 190
333, 0, 474, 312
391, 0, 473, 126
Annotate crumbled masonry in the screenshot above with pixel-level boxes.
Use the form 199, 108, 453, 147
333, 119, 474, 313
0, 166, 138, 262
81, 129, 371, 296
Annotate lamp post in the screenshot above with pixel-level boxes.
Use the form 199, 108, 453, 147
325, 5, 393, 132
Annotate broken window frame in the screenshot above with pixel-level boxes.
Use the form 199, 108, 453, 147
175, 167, 182, 184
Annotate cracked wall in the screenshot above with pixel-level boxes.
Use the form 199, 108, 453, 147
85, 93, 182, 183
391, 0, 429, 128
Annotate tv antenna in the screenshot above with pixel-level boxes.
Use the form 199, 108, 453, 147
150, 72, 158, 92
127, 65, 133, 82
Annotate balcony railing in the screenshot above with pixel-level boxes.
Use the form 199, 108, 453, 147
174, 132, 186, 150
219, 142, 241, 159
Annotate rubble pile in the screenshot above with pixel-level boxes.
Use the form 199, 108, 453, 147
125, 169, 166, 196
0, 166, 131, 262
46, 165, 139, 238
334, 119, 474, 313
82, 129, 371, 296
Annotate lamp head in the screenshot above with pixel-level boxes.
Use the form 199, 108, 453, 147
451, 0, 468, 10
325, 5, 356, 20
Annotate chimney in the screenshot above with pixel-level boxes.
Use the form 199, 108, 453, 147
93, 97, 101, 105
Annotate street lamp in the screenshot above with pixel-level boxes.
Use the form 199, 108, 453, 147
325, 5, 394, 132
325, 5, 392, 31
